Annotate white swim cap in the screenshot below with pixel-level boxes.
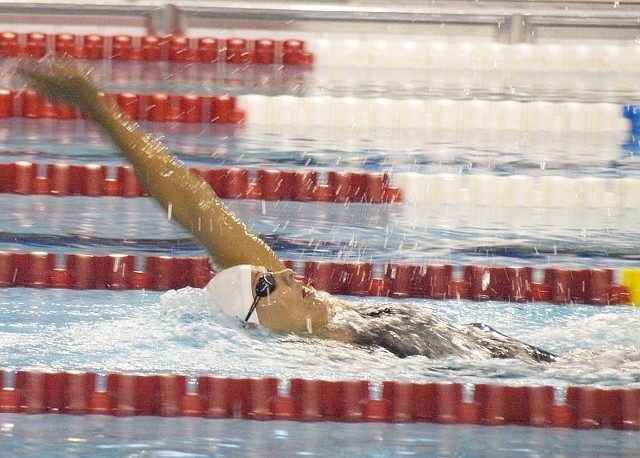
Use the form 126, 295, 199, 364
204, 264, 258, 324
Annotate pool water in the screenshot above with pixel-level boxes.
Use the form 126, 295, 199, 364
2, 281, 640, 388
2, 18, 640, 457
2, 414, 640, 458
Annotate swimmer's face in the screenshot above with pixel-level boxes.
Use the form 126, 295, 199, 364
250, 266, 330, 333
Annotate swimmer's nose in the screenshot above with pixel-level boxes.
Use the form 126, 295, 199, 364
276, 269, 296, 286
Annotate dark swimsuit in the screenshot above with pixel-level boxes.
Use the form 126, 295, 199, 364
346, 306, 556, 363
467, 322, 556, 363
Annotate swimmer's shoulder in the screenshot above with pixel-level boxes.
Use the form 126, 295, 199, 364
315, 327, 354, 343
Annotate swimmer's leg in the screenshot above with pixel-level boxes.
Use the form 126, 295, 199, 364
468, 323, 557, 363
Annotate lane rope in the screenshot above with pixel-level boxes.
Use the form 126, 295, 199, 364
3, 31, 640, 434
0, 370, 637, 430
0, 32, 314, 66
0, 162, 401, 204
0, 251, 636, 306
0, 89, 246, 124
10, 159, 640, 209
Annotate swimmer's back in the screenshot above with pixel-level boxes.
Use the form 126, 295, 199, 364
332, 304, 556, 363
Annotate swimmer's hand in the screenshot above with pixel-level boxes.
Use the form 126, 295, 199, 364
16, 59, 103, 117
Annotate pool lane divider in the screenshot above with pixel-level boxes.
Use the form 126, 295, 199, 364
238, 94, 627, 133
2, 82, 630, 134
0, 89, 245, 124
0, 370, 637, 430
2, 67, 630, 134
0, 32, 314, 66
5, 159, 640, 209
0, 162, 402, 204
396, 172, 640, 208
310, 37, 639, 74
1, 251, 638, 306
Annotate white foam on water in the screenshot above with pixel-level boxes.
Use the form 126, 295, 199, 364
4, 286, 637, 390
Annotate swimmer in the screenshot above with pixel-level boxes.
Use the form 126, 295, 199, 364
17, 60, 556, 363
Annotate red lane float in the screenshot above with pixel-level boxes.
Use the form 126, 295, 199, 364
0, 251, 632, 305
289, 378, 323, 420
0, 162, 401, 204
225, 38, 250, 65
0, 163, 15, 193
179, 94, 203, 123
254, 39, 275, 65
9, 371, 97, 414
282, 39, 314, 66
83, 34, 104, 60
0, 89, 13, 117
0, 31, 314, 66
464, 266, 534, 302
395, 263, 627, 305
95, 254, 135, 290
211, 94, 240, 123
0, 252, 214, 290
14, 161, 37, 194
197, 37, 219, 63
54, 33, 75, 57
1, 89, 244, 124
289, 379, 371, 422
111, 35, 133, 60
140, 35, 160, 61
303, 261, 373, 296
107, 373, 188, 416
145, 93, 170, 122
12, 251, 53, 288
5, 371, 638, 430
26, 32, 46, 58
198, 376, 236, 418
382, 381, 416, 422
476, 384, 561, 426
168, 36, 192, 62
0, 32, 18, 57
117, 164, 146, 197
115, 93, 139, 120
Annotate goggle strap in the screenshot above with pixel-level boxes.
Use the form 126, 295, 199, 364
242, 295, 261, 327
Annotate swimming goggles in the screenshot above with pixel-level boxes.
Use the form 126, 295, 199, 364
243, 272, 276, 325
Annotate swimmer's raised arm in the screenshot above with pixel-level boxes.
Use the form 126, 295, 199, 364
17, 60, 286, 272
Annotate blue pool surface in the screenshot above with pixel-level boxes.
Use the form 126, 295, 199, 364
2, 415, 640, 458
2, 190, 640, 456
2, 22, 640, 456
2, 280, 640, 387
